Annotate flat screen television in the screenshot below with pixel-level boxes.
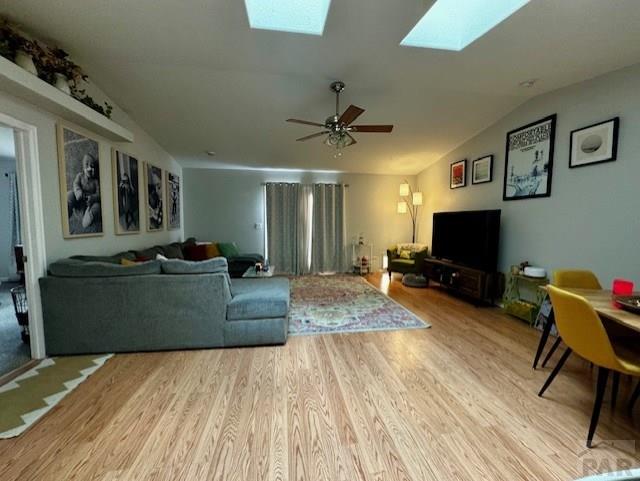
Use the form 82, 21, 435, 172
431, 210, 501, 272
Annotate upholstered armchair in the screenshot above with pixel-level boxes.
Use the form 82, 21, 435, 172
387, 243, 428, 277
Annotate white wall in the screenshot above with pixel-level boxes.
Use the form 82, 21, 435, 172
0, 150, 16, 280
416, 63, 640, 286
0, 87, 183, 265
183, 168, 418, 269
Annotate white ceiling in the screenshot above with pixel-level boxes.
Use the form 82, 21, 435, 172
3, 0, 640, 174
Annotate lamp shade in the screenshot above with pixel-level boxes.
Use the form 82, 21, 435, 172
412, 192, 423, 206
397, 201, 408, 214
399, 182, 410, 197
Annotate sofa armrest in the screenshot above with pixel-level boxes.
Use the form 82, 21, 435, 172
414, 248, 429, 265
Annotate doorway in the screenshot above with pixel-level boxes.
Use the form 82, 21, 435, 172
0, 125, 30, 376
0, 113, 47, 378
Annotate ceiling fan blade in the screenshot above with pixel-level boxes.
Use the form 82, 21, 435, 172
346, 133, 357, 146
287, 118, 325, 127
296, 131, 329, 141
338, 105, 365, 126
349, 125, 394, 133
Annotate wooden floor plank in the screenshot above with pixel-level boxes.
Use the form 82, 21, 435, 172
1, 273, 639, 481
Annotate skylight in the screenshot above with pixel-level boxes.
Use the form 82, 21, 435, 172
244, 0, 332, 36
400, 0, 530, 51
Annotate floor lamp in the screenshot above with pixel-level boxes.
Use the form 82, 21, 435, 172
397, 181, 422, 243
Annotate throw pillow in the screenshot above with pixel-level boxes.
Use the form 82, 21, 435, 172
121, 258, 138, 266
205, 243, 221, 258
217, 242, 240, 258
184, 243, 208, 261
156, 253, 168, 261
399, 249, 412, 259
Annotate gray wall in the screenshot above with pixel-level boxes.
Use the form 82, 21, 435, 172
183, 168, 418, 269
416, 63, 640, 286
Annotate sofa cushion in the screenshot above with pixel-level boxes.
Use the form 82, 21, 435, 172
70, 251, 135, 264
49, 259, 162, 277
227, 277, 289, 321
134, 246, 163, 261
218, 242, 240, 258
161, 257, 228, 274
158, 243, 184, 259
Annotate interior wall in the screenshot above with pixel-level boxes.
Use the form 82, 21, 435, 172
416, 63, 640, 286
0, 89, 183, 265
183, 168, 418, 269
0, 143, 17, 280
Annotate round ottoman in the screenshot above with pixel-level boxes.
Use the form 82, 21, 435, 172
402, 273, 428, 288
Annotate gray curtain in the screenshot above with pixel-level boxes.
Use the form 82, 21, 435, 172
311, 183, 347, 273
265, 183, 313, 275
8, 172, 21, 279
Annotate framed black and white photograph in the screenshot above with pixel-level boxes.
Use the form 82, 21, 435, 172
569, 117, 619, 168
472, 155, 493, 184
503, 114, 556, 201
144, 162, 164, 231
166, 172, 181, 230
112, 149, 140, 235
57, 124, 103, 238
450, 159, 467, 189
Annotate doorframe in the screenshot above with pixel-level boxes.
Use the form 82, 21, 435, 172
0, 112, 47, 359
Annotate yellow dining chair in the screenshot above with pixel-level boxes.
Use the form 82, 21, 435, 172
539, 286, 640, 447
534, 270, 603, 369
554, 270, 603, 290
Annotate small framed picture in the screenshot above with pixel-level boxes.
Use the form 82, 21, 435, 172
450, 159, 467, 189
503, 114, 556, 201
472, 155, 493, 184
144, 162, 164, 231
112, 149, 140, 235
56, 124, 103, 238
569, 117, 619, 168
166, 172, 181, 230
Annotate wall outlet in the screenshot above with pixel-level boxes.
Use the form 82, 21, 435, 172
254, 222, 262, 230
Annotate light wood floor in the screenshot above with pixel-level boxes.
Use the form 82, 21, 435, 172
1, 273, 639, 481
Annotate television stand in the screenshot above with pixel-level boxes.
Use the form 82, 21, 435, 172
423, 258, 501, 305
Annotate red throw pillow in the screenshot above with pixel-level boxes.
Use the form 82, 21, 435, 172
184, 244, 208, 261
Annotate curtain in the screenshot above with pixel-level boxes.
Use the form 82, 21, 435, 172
266, 182, 314, 275
8, 172, 22, 279
296, 184, 313, 275
311, 183, 347, 273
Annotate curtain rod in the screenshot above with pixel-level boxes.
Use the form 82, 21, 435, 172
261, 182, 349, 187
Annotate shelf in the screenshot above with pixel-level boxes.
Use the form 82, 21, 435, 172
0, 56, 134, 142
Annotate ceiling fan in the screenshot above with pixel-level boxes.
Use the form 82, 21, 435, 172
286, 81, 393, 153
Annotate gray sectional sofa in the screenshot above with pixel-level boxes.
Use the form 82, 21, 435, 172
39, 255, 290, 355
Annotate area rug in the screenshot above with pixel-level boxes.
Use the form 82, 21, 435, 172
289, 275, 430, 335
0, 354, 112, 438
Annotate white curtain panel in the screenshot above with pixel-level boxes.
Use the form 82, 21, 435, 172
8, 172, 22, 279
266, 182, 303, 275
296, 184, 313, 275
311, 183, 347, 273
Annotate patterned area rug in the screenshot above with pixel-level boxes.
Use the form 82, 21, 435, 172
0, 354, 112, 438
289, 275, 430, 335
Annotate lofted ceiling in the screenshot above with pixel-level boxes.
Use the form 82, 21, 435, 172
3, 0, 640, 174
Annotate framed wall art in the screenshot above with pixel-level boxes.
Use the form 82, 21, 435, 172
569, 117, 619, 168
450, 159, 467, 189
57, 124, 103, 238
503, 114, 556, 201
472, 155, 493, 184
